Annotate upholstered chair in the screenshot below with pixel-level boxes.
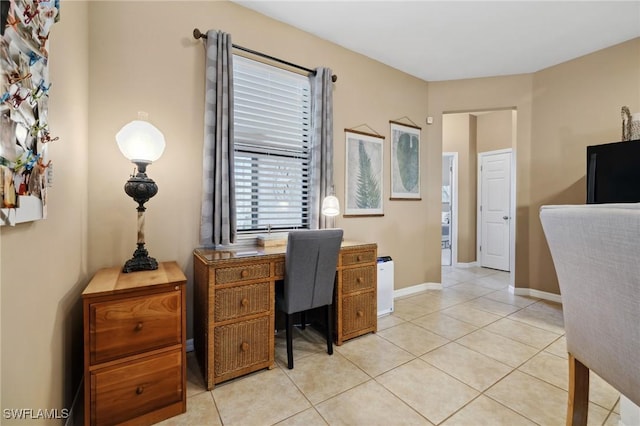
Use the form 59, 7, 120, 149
540, 204, 640, 426
276, 229, 343, 369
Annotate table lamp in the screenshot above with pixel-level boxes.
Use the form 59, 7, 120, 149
116, 113, 165, 273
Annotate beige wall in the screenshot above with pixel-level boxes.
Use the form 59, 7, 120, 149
477, 110, 513, 153
0, 2, 89, 423
442, 113, 477, 262
86, 0, 435, 343
428, 74, 534, 287
528, 38, 640, 293
1, 0, 637, 417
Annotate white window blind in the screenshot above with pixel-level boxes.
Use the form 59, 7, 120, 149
233, 55, 311, 232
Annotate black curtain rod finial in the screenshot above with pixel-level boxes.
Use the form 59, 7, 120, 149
193, 28, 207, 39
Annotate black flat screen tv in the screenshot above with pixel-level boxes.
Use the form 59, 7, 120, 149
587, 139, 640, 204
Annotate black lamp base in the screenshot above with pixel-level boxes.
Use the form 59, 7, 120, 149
123, 243, 158, 273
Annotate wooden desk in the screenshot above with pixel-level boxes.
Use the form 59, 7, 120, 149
193, 241, 377, 389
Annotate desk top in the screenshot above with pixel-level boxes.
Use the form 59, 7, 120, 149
82, 261, 186, 297
194, 240, 376, 264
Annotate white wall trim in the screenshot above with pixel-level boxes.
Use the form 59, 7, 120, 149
511, 286, 563, 304
395, 282, 441, 298
443, 152, 459, 266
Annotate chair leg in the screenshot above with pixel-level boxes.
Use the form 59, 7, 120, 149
286, 313, 294, 369
326, 304, 333, 355
300, 311, 306, 330
567, 353, 589, 426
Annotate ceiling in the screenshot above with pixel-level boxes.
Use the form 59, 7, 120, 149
232, 1, 640, 81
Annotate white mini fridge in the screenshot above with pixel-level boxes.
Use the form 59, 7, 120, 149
377, 256, 394, 316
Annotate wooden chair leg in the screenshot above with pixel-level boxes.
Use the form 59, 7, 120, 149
286, 313, 294, 369
326, 304, 333, 355
567, 353, 589, 426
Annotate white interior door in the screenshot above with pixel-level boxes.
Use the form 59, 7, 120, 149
479, 150, 511, 271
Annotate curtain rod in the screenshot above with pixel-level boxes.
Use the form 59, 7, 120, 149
193, 28, 337, 82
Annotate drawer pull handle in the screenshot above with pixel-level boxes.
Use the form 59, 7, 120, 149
240, 270, 249, 278
356, 277, 363, 284
134, 322, 143, 331
356, 310, 364, 318
241, 342, 250, 352
356, 255, 362, 262
241, 298, 249, 307
136, 386, 144, 395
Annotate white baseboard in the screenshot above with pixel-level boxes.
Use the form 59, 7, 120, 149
394, 282, 441, 298
511, 286, 563, 304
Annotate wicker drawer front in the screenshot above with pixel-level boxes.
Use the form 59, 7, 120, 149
342, 292, 376, 336
342, 266, 376, 294
214, 316, 270, 378
215, 263, 270, 284
91, 349, 183, 426
341, 249, 376, 266
90, 292, 181, 364
214, 282, 270, 322
274, 261, 285, 279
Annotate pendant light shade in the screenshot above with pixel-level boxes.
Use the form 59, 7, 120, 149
321, 195, 340, 217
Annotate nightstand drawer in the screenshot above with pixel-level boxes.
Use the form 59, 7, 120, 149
90, 291, 181, 364
214, 282, 271, 322
214, 316, 271, 379
341, 249, 376, 266
342, 266, 376, 294
341, 292, 376, 336
215, 263, 270, 284
91, 349, 183, 426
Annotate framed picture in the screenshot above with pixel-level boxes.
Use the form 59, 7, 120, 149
390, 121, 421, 199
344, 130, 384, 216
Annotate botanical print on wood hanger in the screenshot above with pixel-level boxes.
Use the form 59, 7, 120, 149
344, 130, 384, 216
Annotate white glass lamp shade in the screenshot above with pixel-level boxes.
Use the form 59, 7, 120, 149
321, 195, 340, 217
116, 120, 165, 164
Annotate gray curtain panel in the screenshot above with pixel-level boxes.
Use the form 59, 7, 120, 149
309, 67, 335, 229
200, 30, 236, 246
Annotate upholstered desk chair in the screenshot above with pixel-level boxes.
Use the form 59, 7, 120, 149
540, 204, 640, 426
276, 229, 343, 369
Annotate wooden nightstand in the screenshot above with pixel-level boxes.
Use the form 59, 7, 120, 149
82, 262, 186, 426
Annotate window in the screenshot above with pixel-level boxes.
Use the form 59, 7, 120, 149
233, 55, 311, 233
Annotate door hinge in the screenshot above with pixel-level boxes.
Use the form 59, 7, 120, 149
480, 205, 482, 212
480, 245, 482, 252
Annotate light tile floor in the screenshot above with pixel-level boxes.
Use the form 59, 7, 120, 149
159, 266, 621, 426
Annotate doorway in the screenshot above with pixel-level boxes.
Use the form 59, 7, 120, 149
442, 153, 457, 266
441, 109, 516, 280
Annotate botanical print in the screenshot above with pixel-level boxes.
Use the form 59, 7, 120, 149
391, 122, 420, 199
345, 131, 383, 216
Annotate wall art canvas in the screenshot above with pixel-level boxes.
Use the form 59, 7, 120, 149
390, 121, 421, 199
0, 0, 60, 226
344, 130, 384, 216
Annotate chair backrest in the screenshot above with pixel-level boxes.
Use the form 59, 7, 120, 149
283, 229, 344, 314
540, 204, 640, 406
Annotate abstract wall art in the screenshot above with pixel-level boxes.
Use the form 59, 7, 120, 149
0, 0, 60, 226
